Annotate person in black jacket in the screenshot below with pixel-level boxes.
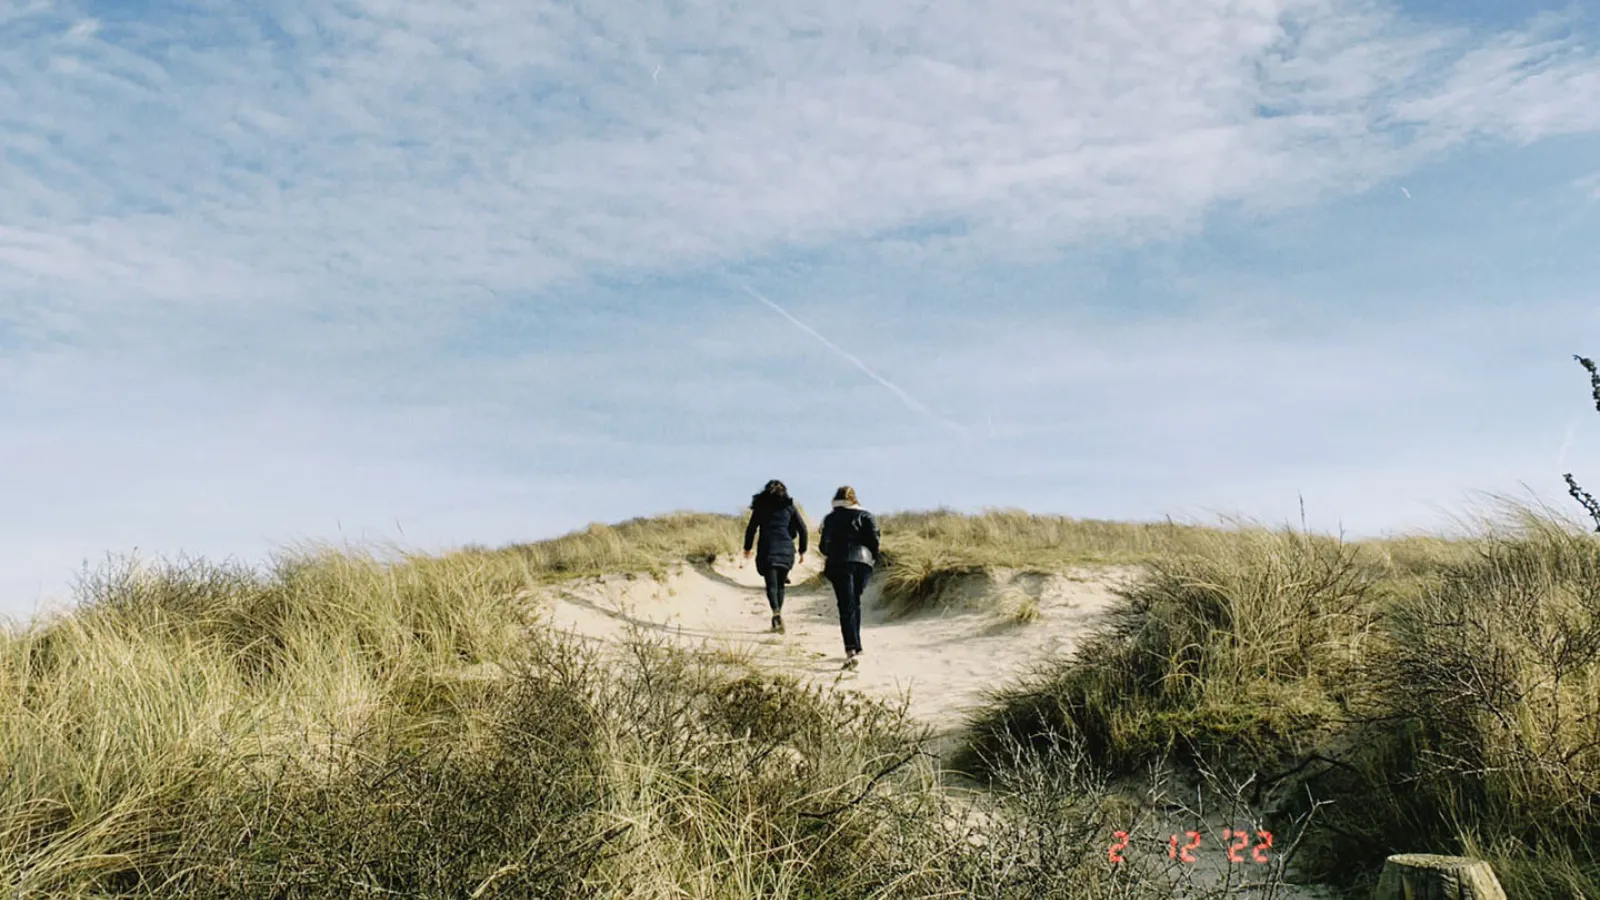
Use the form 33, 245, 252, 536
743, 479, 808, 633
818, 485, 880, 668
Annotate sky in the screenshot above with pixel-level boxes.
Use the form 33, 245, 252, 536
3, 0, 1599, 622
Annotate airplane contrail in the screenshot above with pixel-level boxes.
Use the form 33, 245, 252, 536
1559, 416, 1580, 470
738, 283, 970, 438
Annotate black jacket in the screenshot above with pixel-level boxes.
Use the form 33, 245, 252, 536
819, 506, 880, 571
744, 496, 808, 574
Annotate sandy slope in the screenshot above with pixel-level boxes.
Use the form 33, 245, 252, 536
537, 553, 1134, 739
533, 555, 1341, 899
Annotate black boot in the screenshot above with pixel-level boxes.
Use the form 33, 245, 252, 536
771, 613, 784, 633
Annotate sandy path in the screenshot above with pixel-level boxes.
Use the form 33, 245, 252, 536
536, 553, 1134, 740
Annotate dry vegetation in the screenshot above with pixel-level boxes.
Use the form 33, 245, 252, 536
5, 501, 1600, 897
493, 511, 750, 579
0, 520, 1278, 899
965, 504, 1600, 899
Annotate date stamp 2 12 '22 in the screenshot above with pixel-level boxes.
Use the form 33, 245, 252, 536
1108, 829, 1274, 865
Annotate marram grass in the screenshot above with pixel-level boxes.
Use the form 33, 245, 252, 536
4, 503, 1598, 897
0, 518, 1220, 898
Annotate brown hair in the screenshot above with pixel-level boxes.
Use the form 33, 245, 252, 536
832, 485, 857, 505
753, 479, 791, 510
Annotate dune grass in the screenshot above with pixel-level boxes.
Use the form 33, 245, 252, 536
871, 508, 1475, 616
1284, 510, 1600, 898
963, 504, 1600, 898
492, 505, 1254, 608
9, 503, 1584, 897
2, 532, 1265, 899
1, 548, 539, 897
496, 511, 749, 580
486, 505, 1296, 614
961, 525, 1387, 779
871, 509, 1224, 612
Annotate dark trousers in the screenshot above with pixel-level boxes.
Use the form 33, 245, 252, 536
762, 567, 789, 613
828, 562, 873, 653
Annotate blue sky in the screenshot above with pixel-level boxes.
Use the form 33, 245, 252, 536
3, 0, 1599, 621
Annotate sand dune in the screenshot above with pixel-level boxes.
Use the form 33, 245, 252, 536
536, 553, 1135, 737
534, 554, 1342, 899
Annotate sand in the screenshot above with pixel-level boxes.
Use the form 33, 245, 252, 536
532, 554, 1340, 899
537, 553, 1133, 738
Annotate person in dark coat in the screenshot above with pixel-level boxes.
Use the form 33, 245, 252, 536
743, 479, 808, 633
818, 485, 880, 668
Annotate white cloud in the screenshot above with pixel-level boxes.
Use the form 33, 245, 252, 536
3, 0, 1600, 619
2, 0, 1598, 340
1579, 171, 1600, 198
1390, 16, 1600, 147
64, 16, 98, 40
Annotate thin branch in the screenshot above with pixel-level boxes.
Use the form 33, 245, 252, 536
1565, 474, 1600, 533
1578, 355, 1600, 414
1567, 355, 1600, 531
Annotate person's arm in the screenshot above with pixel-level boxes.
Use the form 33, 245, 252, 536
863, 512, 881, 555
794, 509, 809, 558
744, 509, 759, 555
818, 513, 832, 557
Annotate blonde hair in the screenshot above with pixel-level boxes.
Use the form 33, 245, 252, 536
832, 485, 858, 505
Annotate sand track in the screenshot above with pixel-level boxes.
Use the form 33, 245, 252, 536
536, 554, 1135, 737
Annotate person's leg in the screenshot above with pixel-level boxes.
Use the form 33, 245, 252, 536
829, 569, 853, 653
764, 567, 787, 632
763, 568, 784, 612
837, 566, 858, 655
845, 591, 862, 654
847, 562, 871, 653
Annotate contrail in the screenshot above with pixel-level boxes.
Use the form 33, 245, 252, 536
1559, 416, 1580, 470
738, 283, 969, 437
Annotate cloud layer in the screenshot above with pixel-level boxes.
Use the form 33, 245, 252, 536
3, 0, 1600, 619
5, 0, 1599, 330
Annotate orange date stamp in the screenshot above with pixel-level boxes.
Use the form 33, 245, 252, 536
1107, 828, 1274, 865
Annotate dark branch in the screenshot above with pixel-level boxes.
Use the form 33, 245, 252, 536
1568, 355, 1600, 531
1578, 355, 1600, 414
1565, 474, 1600, 533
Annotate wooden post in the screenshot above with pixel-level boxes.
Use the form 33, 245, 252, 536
1374, 854, 1506, 900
